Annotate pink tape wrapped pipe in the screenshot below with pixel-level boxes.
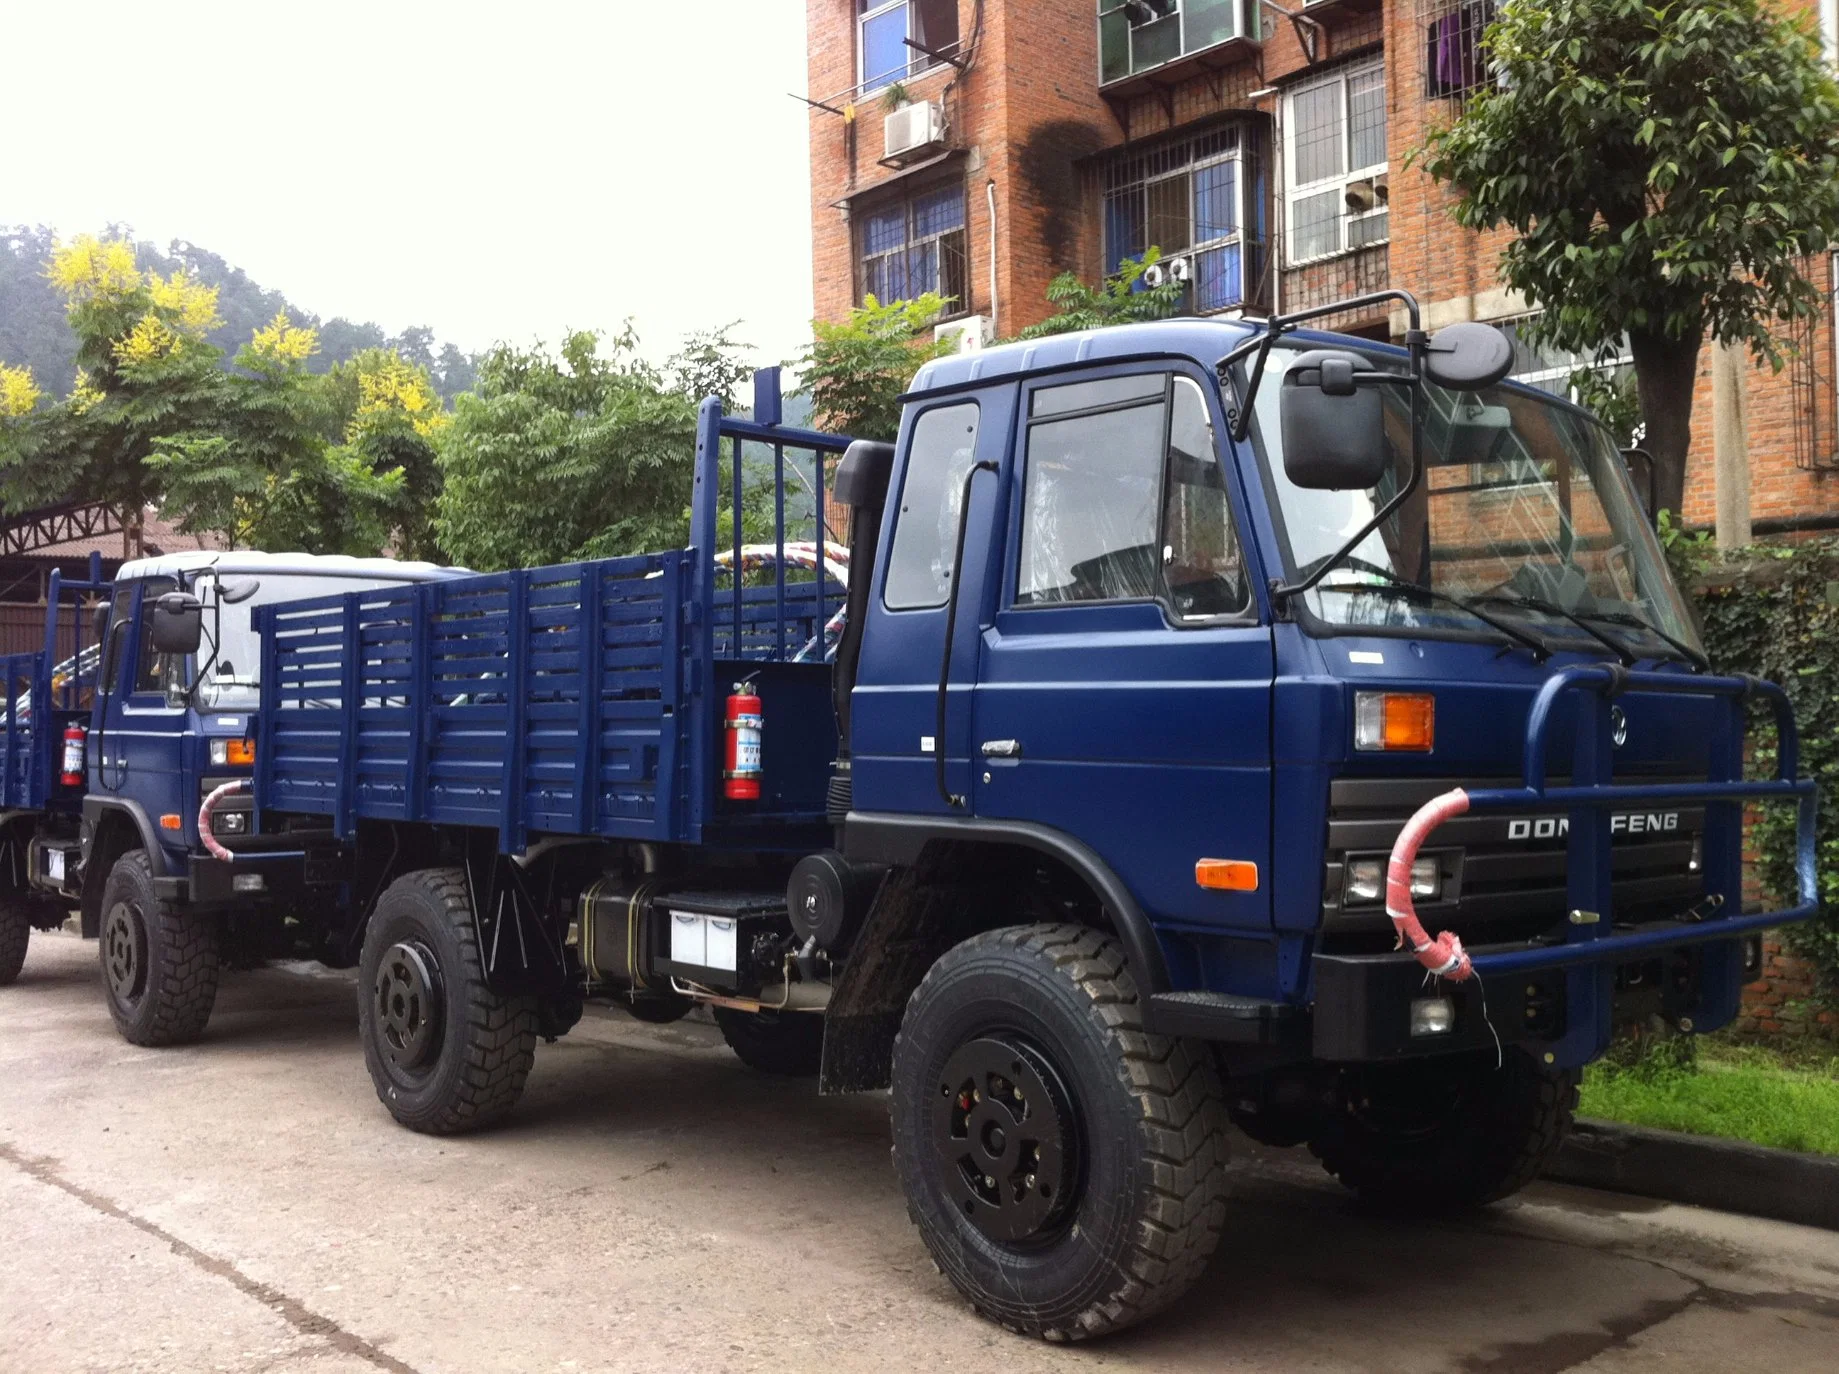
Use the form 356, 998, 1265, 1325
198, 778, 251, 862
1385, 786, 1475, 981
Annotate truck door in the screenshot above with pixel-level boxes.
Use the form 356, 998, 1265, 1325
850, 383, 1018, 816
92, 577, 188, 849
971, 364, 1276, 935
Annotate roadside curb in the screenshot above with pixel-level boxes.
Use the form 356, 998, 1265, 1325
1546, 1117, 1839, 1232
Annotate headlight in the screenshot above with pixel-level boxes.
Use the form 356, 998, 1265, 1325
1410, 856, 1440, 901
1688, 837, 1702, 874
209, 738, 254, 766
1345, 859, 1384, 905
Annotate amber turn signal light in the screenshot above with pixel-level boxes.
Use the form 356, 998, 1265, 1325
1354, 691, 1435, 752
226, 738, 255, 766
1195, 859, 1260, 892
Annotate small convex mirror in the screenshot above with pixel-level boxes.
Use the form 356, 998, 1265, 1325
150, 592, 204, 655
1279, 349, 1388, 491
1423, 321, 1515, 392
216, 576, 261, 605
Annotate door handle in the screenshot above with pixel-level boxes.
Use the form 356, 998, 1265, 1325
980, 739, 1022, 758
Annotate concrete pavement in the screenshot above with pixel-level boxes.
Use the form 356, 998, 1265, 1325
3, 929, 1837, 1374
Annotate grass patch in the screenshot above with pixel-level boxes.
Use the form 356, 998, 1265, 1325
1580, 1035, 1839, 1156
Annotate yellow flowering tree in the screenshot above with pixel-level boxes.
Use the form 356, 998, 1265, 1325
0, 234, 229, 539
148, 314, 403, 554
6, 234, 442, 558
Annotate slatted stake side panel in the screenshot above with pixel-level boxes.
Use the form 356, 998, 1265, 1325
259, 554, 684, 849
1, 651, 44, 810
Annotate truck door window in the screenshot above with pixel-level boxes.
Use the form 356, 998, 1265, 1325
1017, 377, 1166, 605
1162, 376, 1250, 619
100, 585, 134, 694
131, 578, 179, 698
884, 403, 982, 609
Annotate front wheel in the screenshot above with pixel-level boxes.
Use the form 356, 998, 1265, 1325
1309, 1048, 1579, 1211
358, 868, 539, 1135
99, 850, 219, 1045
890, 924, 1230, 1342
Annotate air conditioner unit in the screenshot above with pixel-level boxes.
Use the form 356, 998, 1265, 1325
884, 100, 945, 163
1345, 176, 1389, 213
935, 316, 993, 354
1142, 256, 1192, 289
1123, 0, 1177, 23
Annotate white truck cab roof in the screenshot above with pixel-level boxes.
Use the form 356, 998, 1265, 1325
115, 550, 468, 584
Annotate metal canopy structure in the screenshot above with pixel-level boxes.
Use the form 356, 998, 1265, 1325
0, 501, 123, 560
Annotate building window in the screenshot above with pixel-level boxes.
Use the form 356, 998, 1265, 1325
1098, 0, 1257, 86
1420, 0, 1495, 99
858, 184, 968, 307
860, 0, 960, 93
1497, 318, 1632, 402
1103, 125, 1261, 313
1284, 57, 1388, 265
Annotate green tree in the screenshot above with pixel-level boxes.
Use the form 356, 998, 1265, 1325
670, 322, 754, 411
435, 328, 719, 569
1420, 0, 1839, 517
795, 294, 953, 441
148, 315, 403, 554
1018, 248, 1186, 340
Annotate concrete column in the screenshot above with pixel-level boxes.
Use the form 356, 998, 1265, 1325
1712, 339, 1751, 551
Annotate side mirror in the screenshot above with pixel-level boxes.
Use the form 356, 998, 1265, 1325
1280, 349, 1388, 490
150, 592, 204, 655
1423, 322, 1515, 392
217, 576, 261, 605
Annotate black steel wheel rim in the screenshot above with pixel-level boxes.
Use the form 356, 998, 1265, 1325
103, 900, 146, 1003
933, 1035, 1079, 1245
374, 940, 442, 1071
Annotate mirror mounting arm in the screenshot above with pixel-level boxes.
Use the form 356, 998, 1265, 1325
1221, 289, 1424, 442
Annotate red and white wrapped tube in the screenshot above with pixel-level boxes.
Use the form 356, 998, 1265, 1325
1386, 786, 1475, 982
198, 778, 251, 862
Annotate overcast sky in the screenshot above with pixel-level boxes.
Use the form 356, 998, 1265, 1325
7, 1, 816, 369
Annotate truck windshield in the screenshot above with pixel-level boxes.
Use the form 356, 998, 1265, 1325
1243, 342, 1702, 661
193, 574, 426, 710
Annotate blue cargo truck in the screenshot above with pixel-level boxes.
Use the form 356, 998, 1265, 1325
188, 294, 1814, 1341
0, 550, 460, 1037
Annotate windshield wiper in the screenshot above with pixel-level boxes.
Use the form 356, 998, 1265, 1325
1573, 609, 1710, 672
1316, 575, 1555, 661
1472, 592, 1636, 665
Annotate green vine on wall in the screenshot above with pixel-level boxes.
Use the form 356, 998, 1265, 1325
1680, 537, 1839, 1005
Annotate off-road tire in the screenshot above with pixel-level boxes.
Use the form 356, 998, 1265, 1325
358, 867, 539, 1135
713, 1005, 825, 1076
1309, 1048, 1579, 1212
0, 898, 30, 986
890, 924, 1230, 1342
99, 849, 220, 1045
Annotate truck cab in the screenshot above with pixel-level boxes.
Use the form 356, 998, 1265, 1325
77, 551, 465, 1043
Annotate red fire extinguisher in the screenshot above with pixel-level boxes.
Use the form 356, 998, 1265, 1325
723, 681, 763, 801
60, 724, 86, 788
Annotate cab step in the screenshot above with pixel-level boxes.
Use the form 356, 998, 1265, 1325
1146, 991, 1304, 1046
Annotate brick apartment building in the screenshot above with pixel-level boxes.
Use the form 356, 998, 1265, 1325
805, 0, 1839, 529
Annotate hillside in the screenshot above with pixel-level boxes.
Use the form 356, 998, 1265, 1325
0, 224, 476, 400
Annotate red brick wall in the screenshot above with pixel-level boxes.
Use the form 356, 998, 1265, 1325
806, 1, 1839, 525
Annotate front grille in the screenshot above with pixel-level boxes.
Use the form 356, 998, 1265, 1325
1321, 775, 1704, 951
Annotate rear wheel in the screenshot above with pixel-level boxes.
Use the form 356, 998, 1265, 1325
713, 1005, 824, 1076
358, 868, 539, 1135
0, 899, 30, 986
890, 924, 1230, 1342
1308, 1048, 1579, 1211
98, 850, 220, 1045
